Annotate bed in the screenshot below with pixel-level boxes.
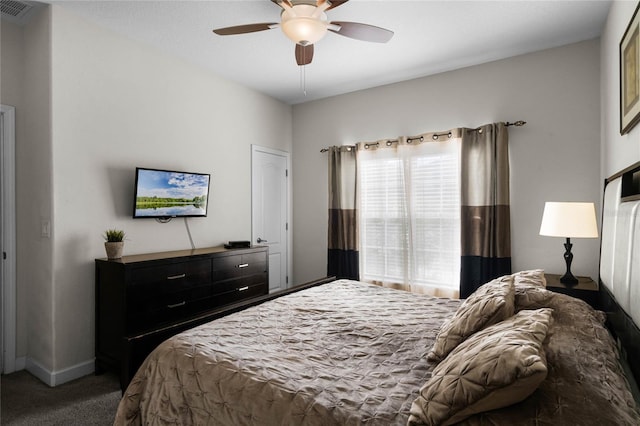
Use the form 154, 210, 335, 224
114, 162, 640, 425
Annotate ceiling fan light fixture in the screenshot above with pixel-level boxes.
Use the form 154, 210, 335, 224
281, 4, 328, 45
213, 0, 394, 69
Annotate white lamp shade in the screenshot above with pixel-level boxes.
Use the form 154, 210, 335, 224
281, 4, 328, 45
539, 202, 598, 238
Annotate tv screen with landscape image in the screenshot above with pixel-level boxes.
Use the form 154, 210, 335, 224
133, 167, 211, 218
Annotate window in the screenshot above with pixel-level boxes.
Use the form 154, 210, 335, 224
359, 140, 460, 290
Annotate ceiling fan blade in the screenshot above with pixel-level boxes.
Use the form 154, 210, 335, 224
213, 23, 278, 36
329, 21, 393, 43
295, 44, 314, 66
320, 0, 349, 11
271, 0, 293, 8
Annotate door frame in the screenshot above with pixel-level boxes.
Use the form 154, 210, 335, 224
1, 104, 17, 374
251, 145, 292, 290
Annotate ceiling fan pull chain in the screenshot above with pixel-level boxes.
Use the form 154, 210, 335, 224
300, 64, 307, 97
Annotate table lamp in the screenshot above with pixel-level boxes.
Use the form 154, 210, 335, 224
539, 202, 598, 286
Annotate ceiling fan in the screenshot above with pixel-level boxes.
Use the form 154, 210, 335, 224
212, 0, 394, 66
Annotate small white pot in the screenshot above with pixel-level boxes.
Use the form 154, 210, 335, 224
104, 241, 124, 259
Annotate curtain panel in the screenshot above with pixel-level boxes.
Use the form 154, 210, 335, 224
327, 146, 359, 280
459, 123, 512, 298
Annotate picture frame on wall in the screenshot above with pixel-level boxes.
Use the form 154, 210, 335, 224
621, 1, 640, 135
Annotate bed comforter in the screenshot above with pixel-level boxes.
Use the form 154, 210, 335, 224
114, 279, 640, 425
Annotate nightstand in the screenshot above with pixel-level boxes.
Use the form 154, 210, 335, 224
544, 273, 598, 308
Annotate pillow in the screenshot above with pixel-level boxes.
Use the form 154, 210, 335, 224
512, 269, 547, 288
514, 284, 555, 310
409, 308, 553, 426
511, 269, 554, 309
428, 276, 515, 362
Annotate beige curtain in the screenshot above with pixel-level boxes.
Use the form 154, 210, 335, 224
459, 122, 512, 298
327, 146, 359, 280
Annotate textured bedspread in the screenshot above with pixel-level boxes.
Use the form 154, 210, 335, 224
115, 280, 459, 425
114, 279, 640, 425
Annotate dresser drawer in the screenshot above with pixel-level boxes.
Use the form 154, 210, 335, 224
213, 281, 267, 307
132, 284, 211, 313
212, 253, 266, 281
127, 295, 216, 334
129, 259, 211, 302
212, 273, 268, 296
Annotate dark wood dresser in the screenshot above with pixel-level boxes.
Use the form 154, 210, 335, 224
95, 245, 268, 390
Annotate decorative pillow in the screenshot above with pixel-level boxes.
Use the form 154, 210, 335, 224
428, 275, 515, 362
409, 308, 553, 426
514, 285, 555, 310
512, 269, 547, 288
511, 269, 554, 309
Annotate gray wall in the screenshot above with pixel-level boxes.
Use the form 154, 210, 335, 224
291, 39, 602, 286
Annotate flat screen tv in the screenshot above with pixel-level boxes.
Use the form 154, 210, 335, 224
133, 167, 211, 219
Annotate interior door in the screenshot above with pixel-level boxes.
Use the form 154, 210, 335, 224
251, 146, 289, 293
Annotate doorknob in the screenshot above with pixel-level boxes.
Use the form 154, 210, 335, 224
257, 237, 268, 243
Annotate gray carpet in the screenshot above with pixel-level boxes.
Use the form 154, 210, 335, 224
0, 370, 121, 425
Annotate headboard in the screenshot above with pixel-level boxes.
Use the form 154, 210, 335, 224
599, 160, 640, 389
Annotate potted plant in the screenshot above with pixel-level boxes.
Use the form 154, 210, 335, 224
103, 229, 126, 259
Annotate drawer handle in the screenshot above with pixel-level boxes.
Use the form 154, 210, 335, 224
167, 301, 186, 308
237, 263, 249, 268
166, 273, 186, 280
238, 286, 249, 291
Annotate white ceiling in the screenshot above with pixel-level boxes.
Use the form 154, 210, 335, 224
40, 0, 611, 105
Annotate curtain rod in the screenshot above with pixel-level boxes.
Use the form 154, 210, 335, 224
319, 120, 526, 153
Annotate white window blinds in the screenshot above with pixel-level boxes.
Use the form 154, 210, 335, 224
358, 139, 461, 290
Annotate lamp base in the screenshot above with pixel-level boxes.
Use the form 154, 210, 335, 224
560, 271, 578, 286
561, 237, 578, 287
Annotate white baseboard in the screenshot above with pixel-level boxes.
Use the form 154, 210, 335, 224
14, 356, 26, 371
25, 357, 95, 387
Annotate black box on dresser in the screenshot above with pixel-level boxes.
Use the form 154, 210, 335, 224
95, 245, 268, 390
